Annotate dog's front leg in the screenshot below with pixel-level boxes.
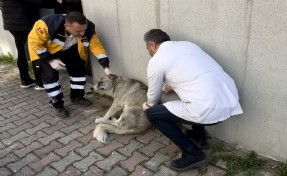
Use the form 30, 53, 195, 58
95, 104, 121, 123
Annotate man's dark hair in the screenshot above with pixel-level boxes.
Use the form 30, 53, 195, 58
65, 11, 87, 25
144, 29, 170, 44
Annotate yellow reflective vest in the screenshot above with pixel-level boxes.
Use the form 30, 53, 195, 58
28, 14, 107, 63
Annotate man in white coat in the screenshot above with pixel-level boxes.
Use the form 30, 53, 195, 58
142, 29, 243, 171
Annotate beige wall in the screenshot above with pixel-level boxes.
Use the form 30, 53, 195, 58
1, 0, 286, 161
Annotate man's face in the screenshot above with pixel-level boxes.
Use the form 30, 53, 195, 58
65, 22, 87, 37
146, 41, 157, 57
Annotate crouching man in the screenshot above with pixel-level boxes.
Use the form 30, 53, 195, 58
142, 29, 243, 171
28, 11, 112, 118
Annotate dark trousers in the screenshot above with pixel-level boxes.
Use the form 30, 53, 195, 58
9, 31, 41, 84
37, 45, 86, 109
147, 104, 216, 154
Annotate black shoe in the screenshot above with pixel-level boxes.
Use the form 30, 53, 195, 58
71, 97, 92, 106
186, 130, 209, 150
54, 107, 70, 119
21, 79, 36, 88
170, 152, 207, 171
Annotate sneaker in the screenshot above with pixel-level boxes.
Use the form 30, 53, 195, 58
170, 152, 207, 171
186, 130, 209, 150
71, 97, 92, 106
35, 85, 45, 91
21, 79, 36, 88
53, 107, 70, 119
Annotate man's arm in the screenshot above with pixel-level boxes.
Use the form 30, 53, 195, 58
28, 20, 51, 61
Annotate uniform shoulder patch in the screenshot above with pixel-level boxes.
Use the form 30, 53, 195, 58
37, 27, 44, 34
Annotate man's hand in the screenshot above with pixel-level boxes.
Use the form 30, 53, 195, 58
104, 67, 112, 75
142, 102, 151, 111
49, 59, 66, 70
162, 84, 173, 93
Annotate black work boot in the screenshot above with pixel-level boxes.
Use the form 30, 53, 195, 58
71, 97, 92, 106
186, 129, 209, 150
170, 150, 207, 171
53, 107, 70, 119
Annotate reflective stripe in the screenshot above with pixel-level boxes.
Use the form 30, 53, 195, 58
97, 54, 108, 59
44, 81, 60, 89
52, 38, 65, 46
71, 84, 84, 89
35, 48, 47, 54
70, 77, 86, 82
47, 90, 62, 97
83, 41, 89, 47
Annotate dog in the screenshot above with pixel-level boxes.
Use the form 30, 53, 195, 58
91, 74, 152, 143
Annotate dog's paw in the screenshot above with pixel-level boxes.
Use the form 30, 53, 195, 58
94, 117, 104, 124
93, 126, 108, 143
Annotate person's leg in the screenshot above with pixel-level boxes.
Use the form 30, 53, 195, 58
186, 125, 209, 150
9, 31, 35, 87
38, 58, 69, 118
147, 104, 207, 171
60, 45, 92, 106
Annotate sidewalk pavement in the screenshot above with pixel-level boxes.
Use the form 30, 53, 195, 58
0, 64, 281, 176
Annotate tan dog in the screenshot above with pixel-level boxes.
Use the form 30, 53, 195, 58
91, 74, 152, 143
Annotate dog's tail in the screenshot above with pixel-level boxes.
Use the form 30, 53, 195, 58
93, 124, 109, 143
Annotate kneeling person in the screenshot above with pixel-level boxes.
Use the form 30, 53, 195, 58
28, 11, 112, 118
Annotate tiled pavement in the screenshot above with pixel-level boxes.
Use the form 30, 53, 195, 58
0, 65, 281, 176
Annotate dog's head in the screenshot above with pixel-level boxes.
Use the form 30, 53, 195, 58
91, 74, 118, 93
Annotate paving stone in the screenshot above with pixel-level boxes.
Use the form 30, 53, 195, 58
96, 151, 126, 172
7, 153, 39, 173
34, 141, 63, 158
153, 165, 177, 176
8, 102, 29, 111
55, 140, 83, 157
2, 131, 30, 146
117, 140, 144, 156
8, 122, 33, 135
0, 142, 23, 158
96, 140, 124, 156
77, 123, 95, 134
115, 134, 137, 145
136, 130, 161, 144
0, 131, 12, 141
144, 152, 170, 171
0, 141, 4, 149
0, 152, 19, 167
38, 131, 66, 145
82, 166, 104, 176
75, 133, 94, 145
20, 131, 48, 146
120, 151, 149, 172
154, 135, 172, 145
25, 122, 50, 134
34, 108, 54, 118
130, 165, 153, 176
58, 131, 84, 145
13, 114, 38, 126
51, 152, 82, 172
0, 115, 21, 127
29, 152, 61, 173
76, 140, 104, 156
35, 166, 58, 176
14, 166, 35, 176
178, 169, 199, 176
139, 141, 165, 157
80, 109, 102, 118
105, 167, 127, 176
159, 143, 180, 158
0, 123, 16, 133
73, 152, 104, 172
14, 141, 43, 158
42, 121, 68, 135
0, 167, 12, 176
203, 165, 226, 176
60, 122, 85, 134
58, 166, 82, 176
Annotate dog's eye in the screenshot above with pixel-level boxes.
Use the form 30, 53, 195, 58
98, 81, 103, 85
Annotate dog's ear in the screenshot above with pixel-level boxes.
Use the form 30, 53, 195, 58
108, 74, 117, 80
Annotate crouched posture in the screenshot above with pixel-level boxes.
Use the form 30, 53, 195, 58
92, 74, 151, 143
28, 12, 112, 118
143, 29, 243, 171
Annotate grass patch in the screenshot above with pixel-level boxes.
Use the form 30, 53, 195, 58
0, 53, 16, 65
219, 151, 266, 176
277, 161, 287, 176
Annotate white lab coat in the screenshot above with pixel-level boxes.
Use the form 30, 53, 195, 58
147, 41, 243, 124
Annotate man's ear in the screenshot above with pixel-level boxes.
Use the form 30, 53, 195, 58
108, 74, 117, 80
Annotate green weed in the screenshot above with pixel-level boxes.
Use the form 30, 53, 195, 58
277, 161, 287, 176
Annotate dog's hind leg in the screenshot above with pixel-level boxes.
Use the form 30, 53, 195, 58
93, 124, 109, 143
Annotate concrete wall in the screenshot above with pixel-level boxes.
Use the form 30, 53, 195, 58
0, 0, 286, 161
